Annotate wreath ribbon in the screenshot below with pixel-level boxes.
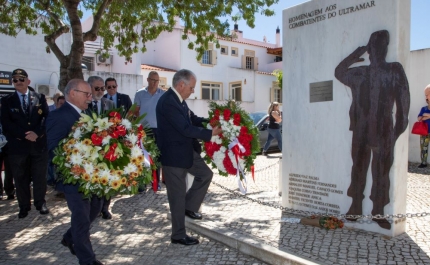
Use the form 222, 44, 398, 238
228, 138, 247, 194
140, 141, 157, 192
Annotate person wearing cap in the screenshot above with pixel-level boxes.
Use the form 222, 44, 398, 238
0, 68, 50, 218
103, 77, 132, 112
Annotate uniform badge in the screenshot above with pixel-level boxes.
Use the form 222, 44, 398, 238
38, 109, 43, 115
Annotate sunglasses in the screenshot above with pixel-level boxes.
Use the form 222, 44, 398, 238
107, 85, 117, 89
12, 78, 26, 83
93, 86, 105, 91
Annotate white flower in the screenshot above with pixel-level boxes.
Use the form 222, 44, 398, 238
70, 153, 83, 165
83, 163, 95, 175
82, 121, 94, 132
100, 169, 111, 180
79, 113, 92, 123
73, 141, 84, 152
124, 163, 137, 175
126, 133, 138, 145
121, 119, 132, 130
73, 128, 82, 139
88, 146, 101, 161
102, 135, 112, 146
94, 117, 113, 130
130, 145, 143, 158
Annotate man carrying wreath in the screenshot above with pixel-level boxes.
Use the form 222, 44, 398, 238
46, 79, 104, 265
156, 69, 222, 245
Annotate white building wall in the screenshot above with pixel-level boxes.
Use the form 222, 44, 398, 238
0, 29, 69, 96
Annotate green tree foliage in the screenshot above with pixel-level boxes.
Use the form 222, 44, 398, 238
273, 69, 282, 89
0, 0, 278, 90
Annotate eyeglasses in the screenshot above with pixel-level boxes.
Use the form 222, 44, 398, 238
93, 86, 105, 91
107, 85, 117, 89
149, 78, 160, 83
74, 89, 92, 97
12, 78, 26, 83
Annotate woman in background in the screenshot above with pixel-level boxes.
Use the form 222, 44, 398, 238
417, 84, 430, 168
262, 102, 282, 155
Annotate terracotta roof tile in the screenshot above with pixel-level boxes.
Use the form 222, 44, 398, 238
141, 64, 177, 72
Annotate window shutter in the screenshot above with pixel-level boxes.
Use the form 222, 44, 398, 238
212, 50, 217, 65
254, 57, 258, 71
270, 86, 274, 102
241, 55, 245, 69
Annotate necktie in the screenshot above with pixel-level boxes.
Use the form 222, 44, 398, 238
21, 94, 29, 116
109, 96, 113, 101
93, 101, 98, 114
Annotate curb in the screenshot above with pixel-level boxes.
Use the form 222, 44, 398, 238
168, 214, 321, 265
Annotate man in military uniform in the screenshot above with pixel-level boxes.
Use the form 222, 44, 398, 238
0, 69, 50, 218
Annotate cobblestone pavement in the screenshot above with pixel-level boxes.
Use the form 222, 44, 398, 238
0, 183, 266, 264
201, 153, 430, 265
1, 153, 429, 265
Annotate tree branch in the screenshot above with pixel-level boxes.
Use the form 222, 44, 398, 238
83, 0, 113, 42
44, 26, 69, 62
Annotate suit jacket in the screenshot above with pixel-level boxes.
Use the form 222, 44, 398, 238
103, 92, 132, 112
0, 90, 49, 155
86, 97, 115, 115
46, 102, 82, 192
156, 89, 212, 168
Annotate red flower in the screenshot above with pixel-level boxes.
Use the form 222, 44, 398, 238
214, 109, 220, 118
233, 113, 241, 125
104, 150, 117, 161
223, 109, 231, 121
91, 134, 103, 146
116, 125, 127, 136
110, 131, 120, 139
223, 150, 237, 175
209, 117, 219, 127
204, 141, 221, 158
109, 111, 121, 119
138, 124, 143, 131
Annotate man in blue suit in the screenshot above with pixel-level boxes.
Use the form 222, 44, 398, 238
156, 69, 222, 245
103, 77, 132, 111
46, 79, 104, 265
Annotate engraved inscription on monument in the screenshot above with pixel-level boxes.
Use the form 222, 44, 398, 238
288, 173, 342, 214
310, 80, 333, 103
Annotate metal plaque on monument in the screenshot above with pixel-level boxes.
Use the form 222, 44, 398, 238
282, 0, 411, 237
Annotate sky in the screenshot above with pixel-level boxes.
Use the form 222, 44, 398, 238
234, 0, 430, 51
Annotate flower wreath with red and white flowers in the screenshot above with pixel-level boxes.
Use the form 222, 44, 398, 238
53, 105, 160, 199
203, 101, 260, 193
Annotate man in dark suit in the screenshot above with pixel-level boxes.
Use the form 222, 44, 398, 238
87, 76, 115, 220
47, 79, 104, 265
156, 69, 222, 245
103, 77, 132, 112
0, 68, 49, 218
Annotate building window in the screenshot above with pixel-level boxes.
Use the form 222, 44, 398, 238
82, 56, 95, 71
199, 43, 217, 66
202, 82, 222, 100
231, 47, 238, 57
230, 82, 242, 101
271, 81, 282, 103
242, 49, 258, 70
221, 45, 228, 55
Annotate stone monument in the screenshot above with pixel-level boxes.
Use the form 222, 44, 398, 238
282, 0, 411, 236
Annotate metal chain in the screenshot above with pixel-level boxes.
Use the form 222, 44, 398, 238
211, 161, 429, 220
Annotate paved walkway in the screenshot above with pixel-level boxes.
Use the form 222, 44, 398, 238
0, 154, 429, 264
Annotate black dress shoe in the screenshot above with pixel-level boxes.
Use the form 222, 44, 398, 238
185, 210, 202, 220
36, 203, 49, 214
101, 211, 112, 220
7, 194, 15, 200
61, 238, 76, 255
18, 210, 28, 219
171, 236, 199, 245
92, 260, 104, 265
418, 163, 427, 168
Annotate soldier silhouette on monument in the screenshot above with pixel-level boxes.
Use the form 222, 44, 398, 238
335, 30, 410, 229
